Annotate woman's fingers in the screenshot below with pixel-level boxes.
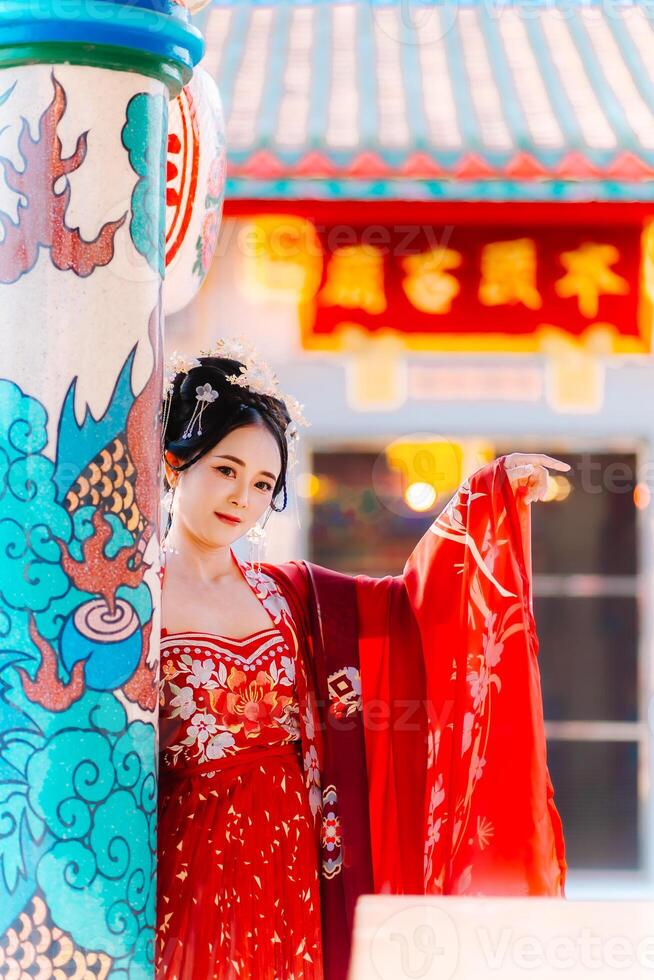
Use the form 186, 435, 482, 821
527, 454, 570, 472
503, 453, 572, 503
531, 467, 550, 503
506, 462, 554, 503
508, 464, 535, 478
506, 452, 571, 472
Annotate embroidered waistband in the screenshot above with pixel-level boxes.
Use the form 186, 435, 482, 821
160, 740, 301, 780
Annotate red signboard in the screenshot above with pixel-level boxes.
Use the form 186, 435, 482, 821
298, 223, 650, 354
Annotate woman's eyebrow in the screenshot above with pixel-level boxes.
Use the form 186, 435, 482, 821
212, 454, 277, 482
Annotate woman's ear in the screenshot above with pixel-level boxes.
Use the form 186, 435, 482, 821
163, 451, 182, 488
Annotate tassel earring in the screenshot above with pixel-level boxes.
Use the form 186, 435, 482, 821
160, 484, 180, 556
245, 519, 268, 572
161, 487, 175, 515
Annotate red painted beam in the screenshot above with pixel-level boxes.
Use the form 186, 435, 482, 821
223, 198, 654, 226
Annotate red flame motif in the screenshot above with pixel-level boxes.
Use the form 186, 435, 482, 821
123, 617, 157, 712
18, 301, 163, 712
18, 509, 149, 712
0, 72, 127, 284
120, 302, 163, 711
127, 301, 163, 544
56, 509, 145, 619
16, 615, 86, 711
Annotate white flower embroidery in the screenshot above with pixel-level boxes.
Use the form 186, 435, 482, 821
430, 774, 445, 813
206, 731, 236, 759
467, 665, 490, 710
243, 566, 292, 622
304, 744, 320, 785
483, 612, 505, 668
309, 784, 322, 817
261, 591, 288, 622
427, 817, 442, 848
470, 754, 486, 783
303, 745, 322, 816
277, 703, 300, 738
170, 685, 197, 721
427, 726, 442, 769
461, 712, 475, 755
280, 654, 295, 685
187, 658, 215, 688
186, 711, 217, 745
303, 700, 315, 741
344, 665, 361, 695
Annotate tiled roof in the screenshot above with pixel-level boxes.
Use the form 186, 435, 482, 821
200, 0, 654, 200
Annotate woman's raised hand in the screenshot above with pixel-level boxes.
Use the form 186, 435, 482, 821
503, 453, 571, 505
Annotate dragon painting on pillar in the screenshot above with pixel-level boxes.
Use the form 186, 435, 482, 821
0, 63, 168, 977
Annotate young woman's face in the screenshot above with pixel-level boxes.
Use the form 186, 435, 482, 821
165, 423, 282, 545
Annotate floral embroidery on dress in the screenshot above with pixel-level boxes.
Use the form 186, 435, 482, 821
243, 563, 294, 622
160, 550, 325, 845
210, 666, 294, 737
157, 552, 326, 977
430, 479, 516, 599
241, 561, 325, 835
160, 629, 300, 770
320, 785, 343, 879
327, 665, 362, 719
423, 472, 521, 894
424, 772, 445, 882
304, 744, 322, 817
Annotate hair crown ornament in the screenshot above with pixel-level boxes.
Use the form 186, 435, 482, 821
161, 336, 310, 462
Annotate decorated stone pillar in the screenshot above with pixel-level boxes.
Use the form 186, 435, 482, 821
0, 2, 204, 975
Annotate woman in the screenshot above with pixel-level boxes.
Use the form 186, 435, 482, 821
156, 338, 568, 980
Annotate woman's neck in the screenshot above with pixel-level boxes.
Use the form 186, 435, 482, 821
162, 529, 239, 586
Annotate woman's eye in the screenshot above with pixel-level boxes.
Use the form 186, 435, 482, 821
216, 467, 271, 492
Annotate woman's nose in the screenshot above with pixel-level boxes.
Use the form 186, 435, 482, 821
229, 481, 249, 508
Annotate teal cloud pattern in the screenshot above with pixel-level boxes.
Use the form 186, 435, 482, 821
122, 91, 167, 278
0, 372, 157, 977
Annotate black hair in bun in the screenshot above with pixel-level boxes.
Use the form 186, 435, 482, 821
162, 355, 291, 513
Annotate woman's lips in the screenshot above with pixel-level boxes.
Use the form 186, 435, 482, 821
214, 512, 241, 526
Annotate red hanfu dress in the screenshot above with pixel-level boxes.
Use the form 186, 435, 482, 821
155, 456, 567, 980
156, 624, 324, 979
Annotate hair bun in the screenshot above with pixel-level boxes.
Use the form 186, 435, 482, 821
177, 359, 238, 403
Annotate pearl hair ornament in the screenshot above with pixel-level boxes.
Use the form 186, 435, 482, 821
161, 337, 310, 456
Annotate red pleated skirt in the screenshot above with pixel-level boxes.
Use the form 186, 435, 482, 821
156, 742, 325, 979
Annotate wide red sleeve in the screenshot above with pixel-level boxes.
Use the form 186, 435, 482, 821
356, 455, 567, 897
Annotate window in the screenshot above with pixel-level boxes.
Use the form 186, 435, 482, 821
528, 450, 644, 888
